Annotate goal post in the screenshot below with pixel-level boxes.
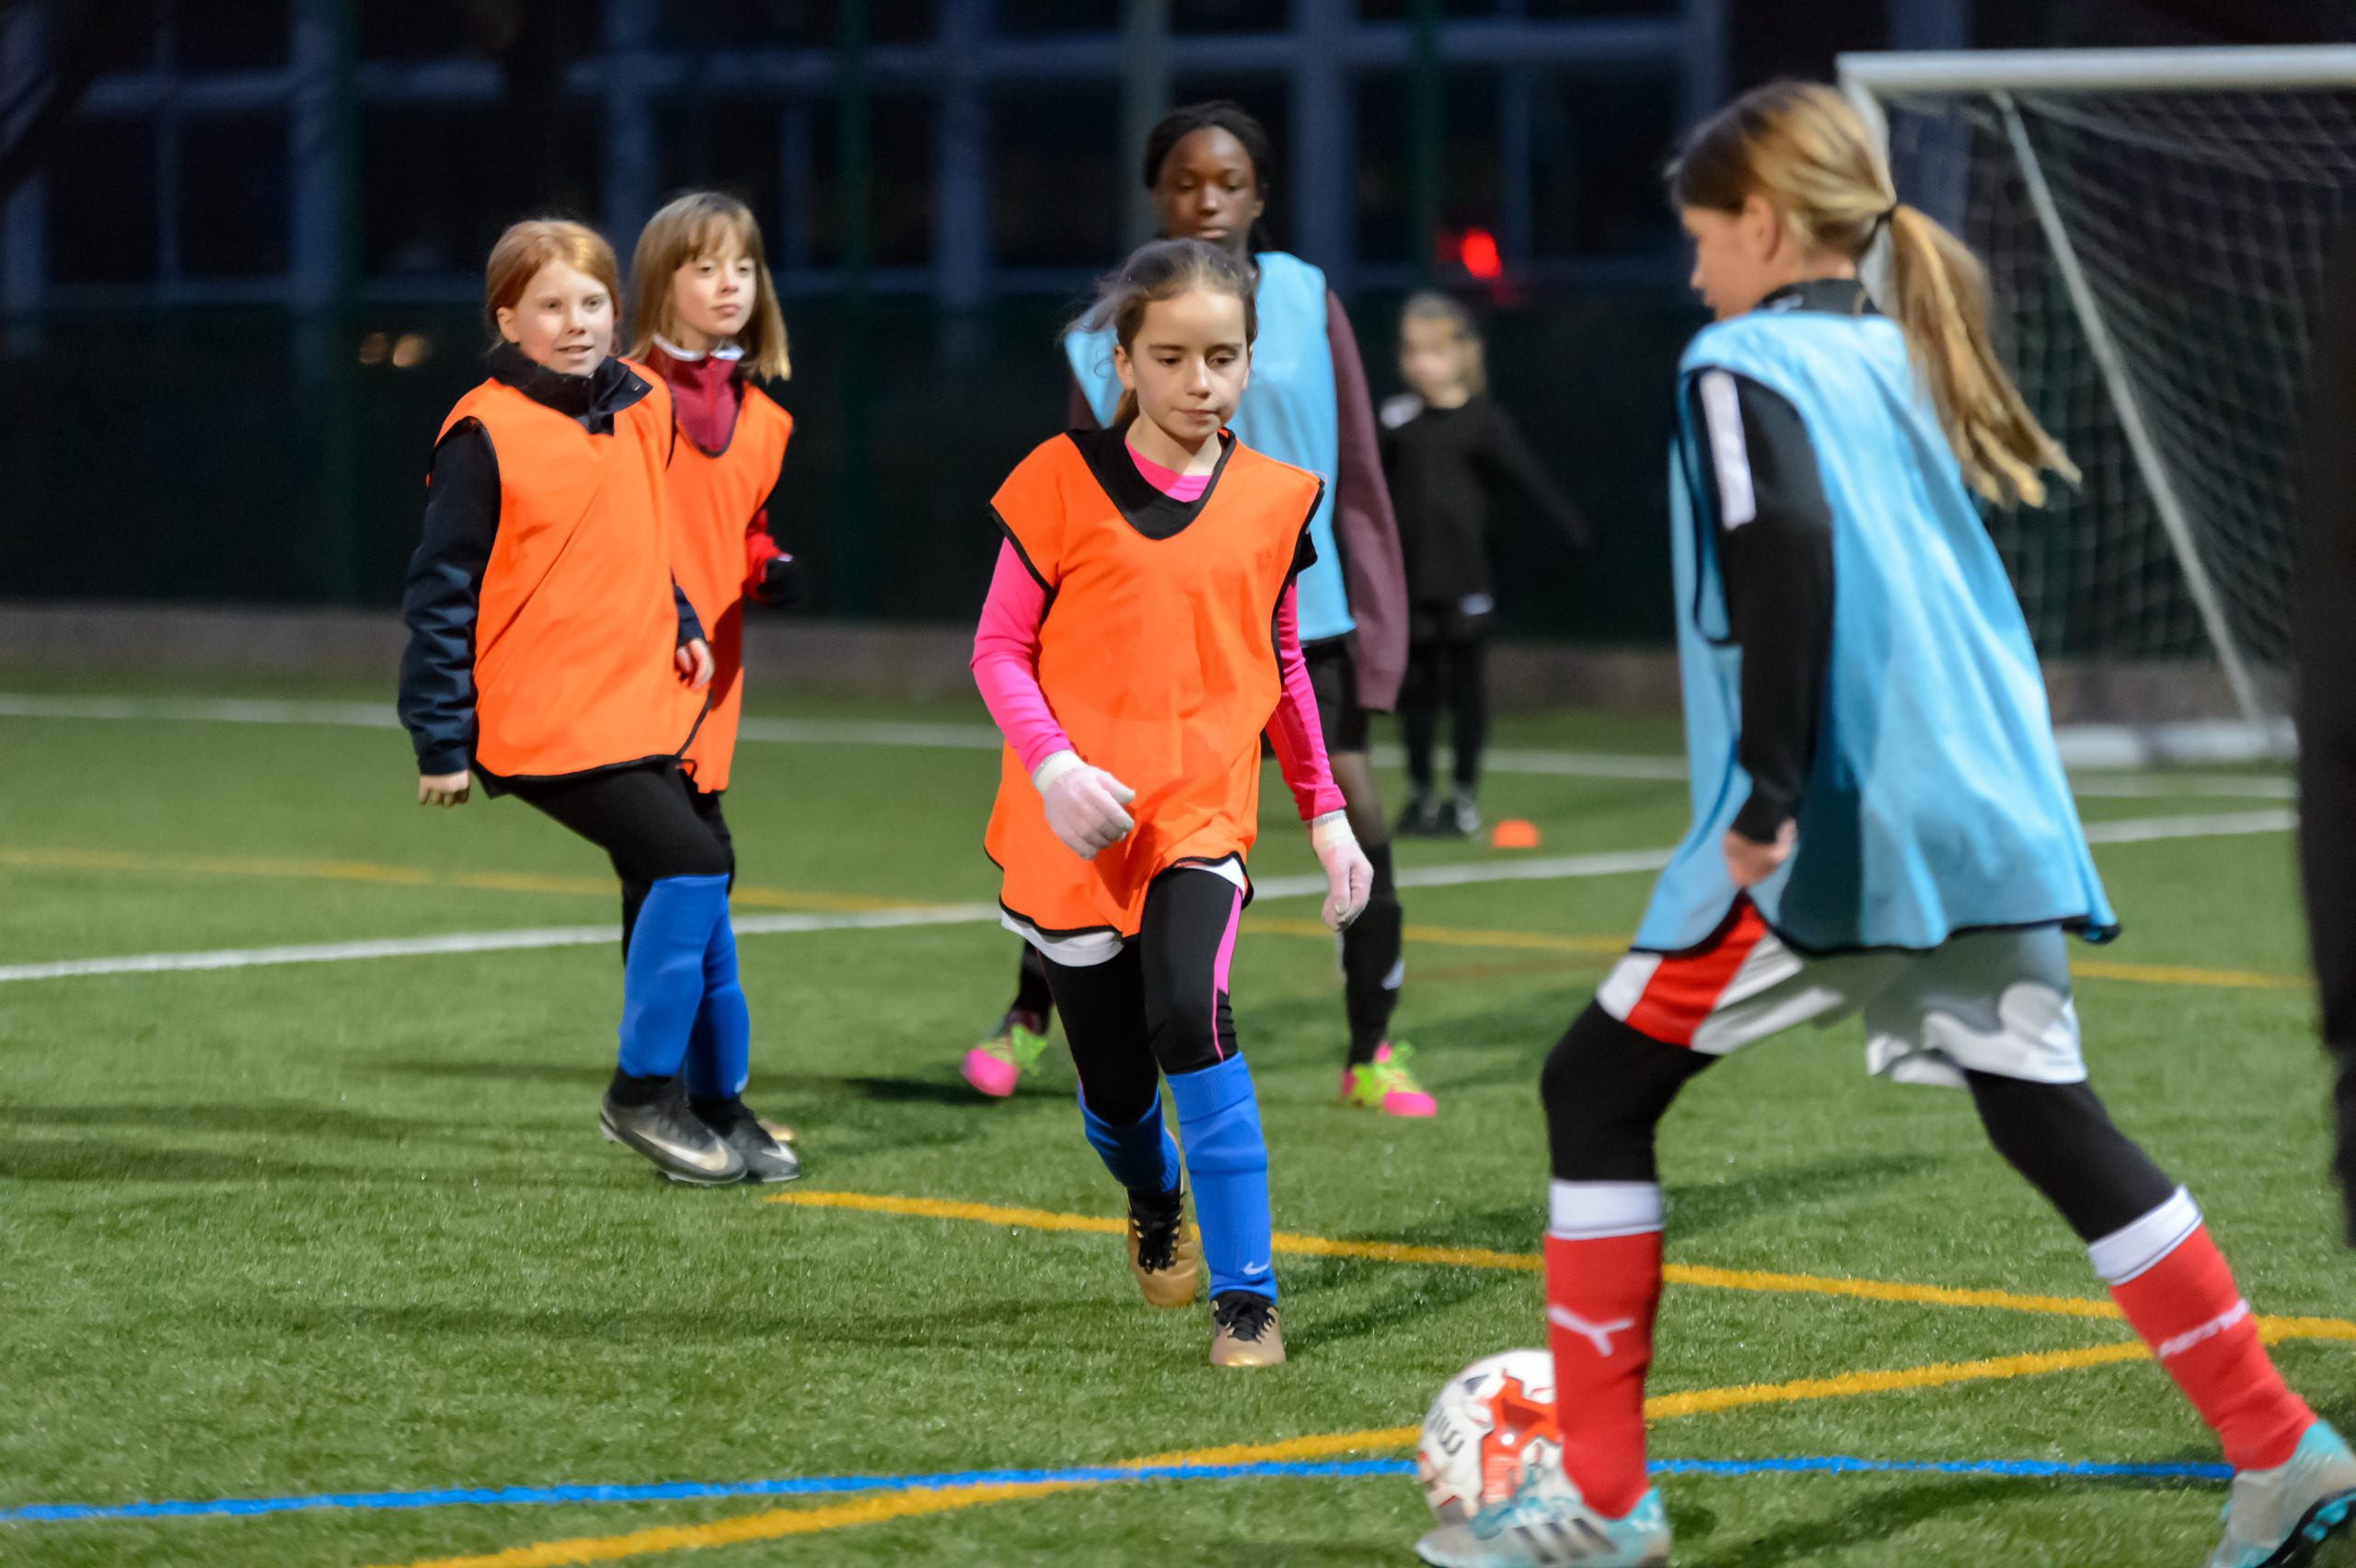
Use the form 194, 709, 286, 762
1837, 46, 2356, 739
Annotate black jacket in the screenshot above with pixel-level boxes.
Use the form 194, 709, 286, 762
1379, 393, 1588, 605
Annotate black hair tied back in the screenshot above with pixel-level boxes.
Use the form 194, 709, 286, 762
1140, 98, 1276, 196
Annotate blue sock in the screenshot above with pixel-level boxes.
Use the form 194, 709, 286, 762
617, 874, 729, 1079
685, 909, 750, 1101
1166, 1055, 1276, 1302
1080, 1090, 1181, 1197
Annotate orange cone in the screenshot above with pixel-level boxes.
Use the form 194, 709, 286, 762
1491, 819, 1541, 850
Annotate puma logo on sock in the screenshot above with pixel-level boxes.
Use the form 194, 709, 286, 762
1549, 1305, 1638, 1358
2154, 1298, 2251, 1363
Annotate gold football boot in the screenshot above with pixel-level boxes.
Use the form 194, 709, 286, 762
1126, 1184, 1199, 1308
1208, 1291, 1285, 1367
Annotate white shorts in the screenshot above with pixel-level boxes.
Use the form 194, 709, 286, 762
1596, 902, 2085, 1087
1001, 858, 1249, 970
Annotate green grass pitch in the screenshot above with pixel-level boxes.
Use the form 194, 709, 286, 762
0, 680, 2349, 1566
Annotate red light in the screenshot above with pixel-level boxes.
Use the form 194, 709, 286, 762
1459, 227, 1502, 280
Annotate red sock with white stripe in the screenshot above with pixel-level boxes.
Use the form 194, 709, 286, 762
1544, 1180, 1663, 1519
2095, 1188, 2313, 1471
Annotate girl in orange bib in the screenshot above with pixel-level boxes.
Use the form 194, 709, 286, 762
396, 219, 794, 1189
975, 238, 1373, 1367
632, 190, 802, 804
624, 192, 803, 1173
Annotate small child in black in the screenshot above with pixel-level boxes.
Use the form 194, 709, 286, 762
1380, 292, 1589, 836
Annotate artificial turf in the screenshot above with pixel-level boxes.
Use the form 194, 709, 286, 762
0, 684, 2348, 1566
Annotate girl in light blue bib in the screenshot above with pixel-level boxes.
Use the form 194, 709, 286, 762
1417, 81, 2350, 1568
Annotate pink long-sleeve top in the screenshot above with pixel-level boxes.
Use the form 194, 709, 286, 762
972, 445, 1346, 822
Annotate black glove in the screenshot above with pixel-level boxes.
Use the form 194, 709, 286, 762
758, 553, 806, 610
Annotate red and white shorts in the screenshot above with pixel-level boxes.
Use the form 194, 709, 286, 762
1598, 903, 2085, 1086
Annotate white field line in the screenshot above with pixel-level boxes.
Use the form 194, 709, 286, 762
0, 904, 1001, 985
0, 813, 2293, 986
2066, 774, 2296, 801
0, 691, 2297, 800
1427, 745, 1686, 782
2079, 809, 2297, 844
17, 692, 2287, 797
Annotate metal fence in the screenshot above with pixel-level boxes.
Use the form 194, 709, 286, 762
0, 0, 1727, 639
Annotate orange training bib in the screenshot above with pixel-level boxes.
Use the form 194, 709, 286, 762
664, 384, 792, 792
984, 430, 1324, 941
437, 362, 701, 780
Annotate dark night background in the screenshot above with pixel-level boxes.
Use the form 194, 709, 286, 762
0, 0, 2348, 648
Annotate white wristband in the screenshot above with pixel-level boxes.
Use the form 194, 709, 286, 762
1031, 749, 1084, 794
1310, 810, 1357, 852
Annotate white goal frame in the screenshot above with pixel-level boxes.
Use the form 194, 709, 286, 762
1837, 46, 2356, 730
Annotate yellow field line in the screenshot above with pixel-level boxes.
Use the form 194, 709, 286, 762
768, 1190, 2356, 1343
2073, 959, 2307, 991
1662, 1262, 2122, 1322
0, 846, 905, 914
374, 1482, 1094, 1568
377, 1341, 2154, 1568
373, 1424, 1427, 1568
773, 1188, 1544, 1270
2257, 1314, 2356, 1344
1258, 914, 2308, 988
1122, 1425, 1420, 1467
779, 1188, 1132, 1236
1260, 910, 2320, 994
1644, 1341, 2152, 1418
1301, 926, 2308, 988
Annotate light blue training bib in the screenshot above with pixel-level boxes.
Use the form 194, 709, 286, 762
1635, 306, 2116, 956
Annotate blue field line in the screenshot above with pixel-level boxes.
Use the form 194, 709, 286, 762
0, 1452, 2236, 1526
1651, 1457, 2232, 1483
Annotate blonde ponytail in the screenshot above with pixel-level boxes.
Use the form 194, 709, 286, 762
1669, 80, 2075, 508
1881, 202, 2074, 507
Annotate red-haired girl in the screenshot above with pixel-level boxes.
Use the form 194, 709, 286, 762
398, 218, 782, 1188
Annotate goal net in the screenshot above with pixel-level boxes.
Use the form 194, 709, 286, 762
1840, 47, 2356, 731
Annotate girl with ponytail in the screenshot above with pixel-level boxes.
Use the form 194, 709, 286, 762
1417, 81, 2353, 1568
1666, 80, 2073, 508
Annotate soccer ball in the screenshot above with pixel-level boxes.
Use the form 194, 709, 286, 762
1416, 1348, 1561, 1527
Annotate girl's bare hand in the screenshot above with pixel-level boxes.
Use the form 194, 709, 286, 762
418, 771, 472, 808
1724, 820, 1796, 888
677, 638, 714, 689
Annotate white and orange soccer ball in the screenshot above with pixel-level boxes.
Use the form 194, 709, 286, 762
1416, 1348, 1561, 1528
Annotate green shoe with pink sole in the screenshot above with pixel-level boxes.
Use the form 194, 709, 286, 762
1341, 1042, 1438, 1117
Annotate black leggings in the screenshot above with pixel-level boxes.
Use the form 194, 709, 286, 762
1400, 627, 1489, 792
1011, 941, 1056, 1020
1036, 870, 1244, 1126
508, 764, 733, 952
1539, 1000, 2178, 1243
618, 786, 733, 952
